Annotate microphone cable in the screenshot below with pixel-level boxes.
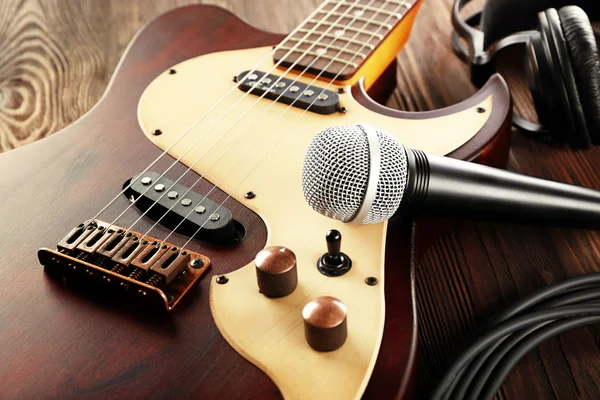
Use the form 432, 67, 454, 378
430, 273, 600, 400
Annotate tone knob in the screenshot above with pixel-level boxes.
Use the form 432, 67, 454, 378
255, 246, 297, 298
302, 296, 347, 352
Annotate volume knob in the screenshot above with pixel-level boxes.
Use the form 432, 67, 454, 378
255, 246, 297, 298
302, 296, 348, 352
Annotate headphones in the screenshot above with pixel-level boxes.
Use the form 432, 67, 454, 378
452, 0, 600, 149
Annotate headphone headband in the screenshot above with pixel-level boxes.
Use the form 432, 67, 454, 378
452, 0, 600, 145
452, 0, 552, 135
452, 0, 485, 63
453, 0, 600, 64
452, 0, 535, 87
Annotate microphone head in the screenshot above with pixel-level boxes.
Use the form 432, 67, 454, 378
302, 124, 409, 224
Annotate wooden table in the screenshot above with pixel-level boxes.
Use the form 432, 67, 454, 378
2, 0, 600, 398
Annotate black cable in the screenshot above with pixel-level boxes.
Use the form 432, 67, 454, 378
479, 316, 600, 400
441, 308, 599, 400
464, 321, 551, 400
486, 274, 600, 326
442, 296, 596, 400
430, 305, 600, 399
432, 274, 600, 399
444, 284, 600, 398
540, 287, 600, 308
445, 337, 508, 400
449, 306, 600, 398
456, 289, 600, 399
459, 322, 550, 400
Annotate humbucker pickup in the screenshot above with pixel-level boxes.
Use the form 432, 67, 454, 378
235, 70, 341, 114
39, 220, 211, 311
125, 172, 244, 244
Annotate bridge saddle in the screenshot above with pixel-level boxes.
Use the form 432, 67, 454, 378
38, 220, 210, 311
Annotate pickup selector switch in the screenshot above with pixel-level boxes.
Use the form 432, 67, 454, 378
255, 246, 297, 298
303, 296, 348, 352
317, 230, 352, 277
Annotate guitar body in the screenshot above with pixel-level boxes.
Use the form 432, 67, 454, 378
0, 5, 511, 399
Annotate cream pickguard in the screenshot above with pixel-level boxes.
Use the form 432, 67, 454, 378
137, 46, 493, 399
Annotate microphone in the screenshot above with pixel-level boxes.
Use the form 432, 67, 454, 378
302, 124, 600, 227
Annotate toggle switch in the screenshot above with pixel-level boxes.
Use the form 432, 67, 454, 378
317, 230, 352, 276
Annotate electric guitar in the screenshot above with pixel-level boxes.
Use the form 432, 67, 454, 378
0, 1, 512, 398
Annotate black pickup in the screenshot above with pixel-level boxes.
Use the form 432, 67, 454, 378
125, 172, 244, 244
236, 70, 341, 115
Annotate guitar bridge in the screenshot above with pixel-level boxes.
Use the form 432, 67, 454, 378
38, 220, 211, 311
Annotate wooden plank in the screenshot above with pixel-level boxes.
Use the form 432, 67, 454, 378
1, 0, 600, 398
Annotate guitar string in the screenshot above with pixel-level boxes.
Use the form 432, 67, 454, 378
176, 0, 408, 249
172, 1, 411, 249
97, 0, 348, 230
118, 0, 378, 237
106, 0, 366, 234
118, 0, 371, 239
83, 0, 343, 227
138, 0, 392, 242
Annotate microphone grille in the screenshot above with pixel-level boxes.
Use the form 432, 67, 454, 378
302, 125, 408, 224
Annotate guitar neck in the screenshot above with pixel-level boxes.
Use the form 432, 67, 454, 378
273, 0, 420, 84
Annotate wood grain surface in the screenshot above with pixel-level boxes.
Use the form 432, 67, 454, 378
1, 0, 600, 399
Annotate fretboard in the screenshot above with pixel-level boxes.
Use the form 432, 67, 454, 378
273, 0, 418, 81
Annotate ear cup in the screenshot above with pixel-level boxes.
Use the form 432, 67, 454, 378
525, 9, 588, 147
559, 6, 600, 144
524, 32, 562, 134
481, 0, 600, 49
544, 8, 591, 148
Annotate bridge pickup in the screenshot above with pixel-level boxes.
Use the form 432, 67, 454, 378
235, 70, 340, 115
125, 172, 243, 244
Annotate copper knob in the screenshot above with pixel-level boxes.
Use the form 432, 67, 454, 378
302, 296, 347, 352
255, 246, 297, 298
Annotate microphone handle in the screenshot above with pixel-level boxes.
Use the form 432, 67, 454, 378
400, 149, 600, 229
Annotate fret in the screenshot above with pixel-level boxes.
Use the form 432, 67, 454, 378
332, 4, 403, 19
316, 10, 394, 29
283, 39, 369, 59
273, 0, 419, 81
326, 0, 412, 10
305, 19, 384, 40
276, 46, 360, 68
295, 29, 375, 49
384, 0, 413, 8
